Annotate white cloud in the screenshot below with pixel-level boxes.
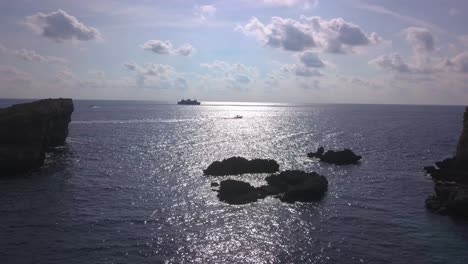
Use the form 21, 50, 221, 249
123, 62, 137, 71
235, 17, 315, 52
233, 75, 251, 84
236, 16, 382, 53
369, 53, 413, 73
444, 52, 468, 73
281, 64, 323, 77
24, 9, 101, 42
125, 62, 174, 77
194, 5, 216, 21
14, 49, 67, 63
141, 40, 172, 54
339, 75, 379, 89
141, 40, 195, 56
301, 16, 383, 53
123, 62, 187, 90
201, 60, 258, 77
298, 51, 324, 67
0, 43, 67, 64
403, 27, 435, 54
200, 60, 258, 89
176, 44, 196, 56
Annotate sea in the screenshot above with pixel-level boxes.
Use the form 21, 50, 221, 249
1, 99, 468, 264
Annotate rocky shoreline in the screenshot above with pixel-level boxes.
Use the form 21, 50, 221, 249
424, 107, 468, 217
0, 98, 74, 174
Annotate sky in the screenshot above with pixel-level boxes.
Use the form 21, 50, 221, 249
1, 0, 468, 105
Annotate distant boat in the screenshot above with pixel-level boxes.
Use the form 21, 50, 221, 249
234, 115, 243, 119
177, 99, 201, 105
89, 105, 100, 108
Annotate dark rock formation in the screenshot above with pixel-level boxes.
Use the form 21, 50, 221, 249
307, 147, 362, 165
456, 107, 468, 165
0, 98, 74, 174
217, 180, 264, 205
425, 107, 468, 218
320, 149, 362, 165
216, 170, 328, 204
307, 146, 324, 158
203, 156, 280, 176
426, 183, 468, 217
266, 170, 328, 203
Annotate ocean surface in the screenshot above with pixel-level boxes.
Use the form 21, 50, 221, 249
1, 99, 468, 264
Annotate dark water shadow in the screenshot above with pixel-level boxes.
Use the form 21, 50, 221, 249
0, 144, 74, 181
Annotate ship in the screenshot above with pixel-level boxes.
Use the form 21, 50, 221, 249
177, 99, 201, 105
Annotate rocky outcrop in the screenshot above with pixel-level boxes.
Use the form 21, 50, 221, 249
214, 170, 328, 204
426, 183, 468, 217
203, 157, 280, 176
307, 146, 324, 158
425, 107, 468, 218
456, 108, 468, 165
217, 180, 264, 205
320, 149, 362, 165
265, 170, 328, 203
0, 99, 74, 174
307, 147, 362, 165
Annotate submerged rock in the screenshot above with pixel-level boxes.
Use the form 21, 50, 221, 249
217, 170, 328, 204
424, 107, 468, 218
307, 146, 325, 158
0, 98, 74, 174
319, 149, 362, 165
203, 156, 280, 176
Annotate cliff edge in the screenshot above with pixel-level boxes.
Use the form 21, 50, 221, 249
0, 98, 74, 174
425, 106, 468, 217
456, 108, 468, 166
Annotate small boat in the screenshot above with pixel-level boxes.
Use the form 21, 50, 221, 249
234, 115, 243, 119
177, 99, 201, 105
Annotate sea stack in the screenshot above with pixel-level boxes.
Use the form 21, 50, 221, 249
0, 98, 74, 174
425, 107, 468, 217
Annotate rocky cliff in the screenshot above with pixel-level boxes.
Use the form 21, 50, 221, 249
456, 107, 468, 166
425, 106, 468, 217
0, 99, 74, 174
